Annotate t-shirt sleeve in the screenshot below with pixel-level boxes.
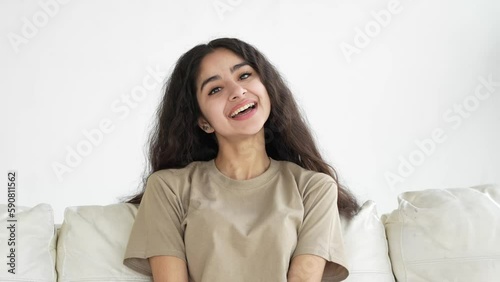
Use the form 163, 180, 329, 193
291, 177, 349, 282
122, 171, 186, 276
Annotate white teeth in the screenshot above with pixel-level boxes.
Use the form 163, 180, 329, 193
230, 103, 255, 118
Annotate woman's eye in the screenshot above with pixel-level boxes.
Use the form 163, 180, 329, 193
209, 87, 221, 95
240, 72, 251, 80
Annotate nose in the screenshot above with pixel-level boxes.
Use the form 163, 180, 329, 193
228, 82, 247, 101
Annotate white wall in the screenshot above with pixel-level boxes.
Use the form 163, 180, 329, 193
1, 0, 499, 225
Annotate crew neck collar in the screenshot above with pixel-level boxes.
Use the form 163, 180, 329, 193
208, 157, 279, 189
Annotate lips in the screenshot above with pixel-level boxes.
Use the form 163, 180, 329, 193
228, 100, 257, 118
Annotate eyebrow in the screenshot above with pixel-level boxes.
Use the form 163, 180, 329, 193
199, 62, 250, 93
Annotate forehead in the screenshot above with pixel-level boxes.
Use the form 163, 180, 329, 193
197, 49, 244, 78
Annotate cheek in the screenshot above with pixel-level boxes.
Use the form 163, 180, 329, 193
201, 100, 224, 121
257, 85, 270, 104
249, 79, 268, 96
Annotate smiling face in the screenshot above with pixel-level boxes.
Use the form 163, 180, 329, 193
196, 48, 271, 140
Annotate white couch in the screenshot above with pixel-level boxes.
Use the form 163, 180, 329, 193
1, 183, 499, 282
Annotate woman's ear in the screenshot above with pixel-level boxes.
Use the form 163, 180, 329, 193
197, 117, 214, 133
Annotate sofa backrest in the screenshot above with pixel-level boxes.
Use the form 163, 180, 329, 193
0, 203, 57, 281
383, 183, 500, 282
2, 183, 500, 282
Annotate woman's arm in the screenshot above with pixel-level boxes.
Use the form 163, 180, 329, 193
149, 255, 189, 282
287, 254, 326, 282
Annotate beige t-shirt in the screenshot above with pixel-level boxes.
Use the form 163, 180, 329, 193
123, 158, 349, 281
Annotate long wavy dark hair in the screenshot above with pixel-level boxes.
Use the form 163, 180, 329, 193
120, 37, 359, 218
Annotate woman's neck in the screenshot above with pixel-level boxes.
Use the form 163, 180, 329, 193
214, 131, 270, 180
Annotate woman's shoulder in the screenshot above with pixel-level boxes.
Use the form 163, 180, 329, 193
147, 161, 210, 184
276, 159, 336, 186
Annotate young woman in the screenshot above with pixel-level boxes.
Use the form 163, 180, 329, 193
122, 37, 359, 282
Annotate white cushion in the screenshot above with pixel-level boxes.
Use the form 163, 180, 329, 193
383, 183, 500, 282
0, 203, 57, 282
341, 200, 395, 282
56, 203, 151, 282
